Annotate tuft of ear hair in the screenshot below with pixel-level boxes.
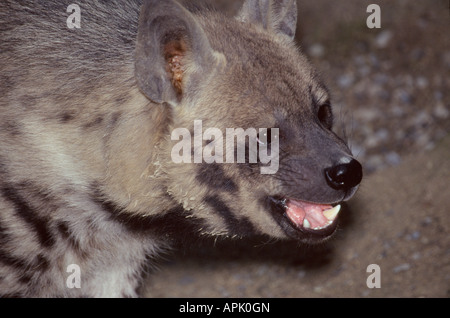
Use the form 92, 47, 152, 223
164, 39, 187, 99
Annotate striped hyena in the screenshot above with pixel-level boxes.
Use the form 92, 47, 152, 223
0, 0, 362, 297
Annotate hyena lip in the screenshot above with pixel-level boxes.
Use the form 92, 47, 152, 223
268, 196, 341, 240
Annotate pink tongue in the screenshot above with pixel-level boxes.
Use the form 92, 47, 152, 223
286, 199, 332, 229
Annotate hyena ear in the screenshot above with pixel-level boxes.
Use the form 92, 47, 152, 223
237, 0, 297, 41
135, 0, 223, 105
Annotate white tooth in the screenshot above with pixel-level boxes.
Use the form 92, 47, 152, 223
323, 204, 341, 221
303, 218, 311, 229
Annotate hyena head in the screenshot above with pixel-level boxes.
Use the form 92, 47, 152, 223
135, 0, 362, 244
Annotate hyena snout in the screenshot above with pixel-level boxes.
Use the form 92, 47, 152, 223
268, 154, 363, 243
324, 157, 363, 192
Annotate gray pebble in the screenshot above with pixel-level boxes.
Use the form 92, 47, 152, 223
374, 30, 393, 49
385, 151, 401, 166
393, 263, 411, 273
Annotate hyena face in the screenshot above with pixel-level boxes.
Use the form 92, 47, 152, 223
136, 0, 362, 244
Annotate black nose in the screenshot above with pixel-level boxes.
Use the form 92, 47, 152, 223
324, 159, 363, 191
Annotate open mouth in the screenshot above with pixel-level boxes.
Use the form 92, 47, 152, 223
268, 196, 341, 241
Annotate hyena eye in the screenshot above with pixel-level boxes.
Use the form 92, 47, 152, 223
318, 102, 333, 129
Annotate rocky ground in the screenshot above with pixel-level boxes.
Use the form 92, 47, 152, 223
143, 0, 449, 298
